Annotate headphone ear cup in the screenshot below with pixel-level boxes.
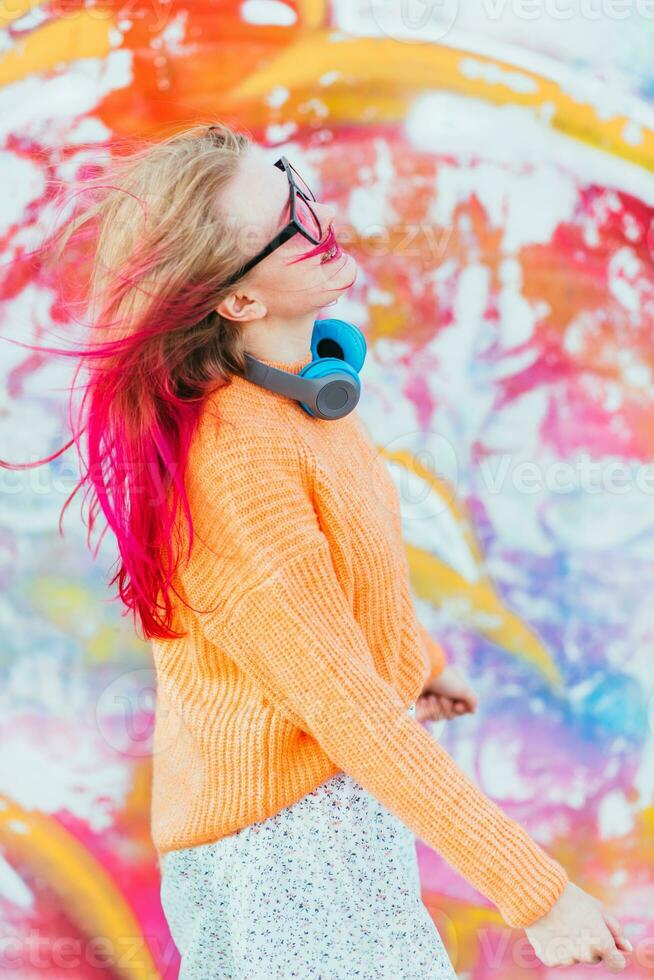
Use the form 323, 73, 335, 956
298, 357, 361, 419
311, 319, 367, 373
299, 357, 360, 385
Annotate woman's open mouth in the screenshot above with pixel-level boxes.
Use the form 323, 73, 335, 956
320, 241, 342, 263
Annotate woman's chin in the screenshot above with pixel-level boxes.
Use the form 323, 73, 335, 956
315, 253, 357, 302
337, 252, 357, 288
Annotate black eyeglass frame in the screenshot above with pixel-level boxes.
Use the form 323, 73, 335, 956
220, 156, 323, 288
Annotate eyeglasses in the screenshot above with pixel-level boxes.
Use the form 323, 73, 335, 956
221, 155, 323, 288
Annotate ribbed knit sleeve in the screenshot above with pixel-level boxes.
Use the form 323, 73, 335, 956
398, 549, 448, 682
178, 421, 568, 929
418, 621, 448, 681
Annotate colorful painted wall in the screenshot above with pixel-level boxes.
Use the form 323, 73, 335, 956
1, 1, 653, 976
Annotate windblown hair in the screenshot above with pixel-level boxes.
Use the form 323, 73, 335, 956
0, 120, 261, 640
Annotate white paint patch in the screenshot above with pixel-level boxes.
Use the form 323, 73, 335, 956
157, 10, 191, 55
622, 120, 643, 146
414, 107, 581, 255
539, 470, 654, 551
634, 720, 654, 807
266, 122, 298, 143
480, 737, 534, 801
298, 96, 329, 118
420, 265, 499, 461
240, 0, 297, 26
459, 56, 538, 94
348, 139, 400, 232
4, 4, 48, 31
498, 257, 538, 347
451, 264, 492, 362
0, 281, 63, 384
406, 91, 654, 207
487, 345, 542, 381
622, 212, 642, 242
563, 312, 597, 356
0, 50, 132, 146
0, 854, 34, 910
617, 348, 652, 388
0, 154, 45, 237
597, 790, 634, 839
0, 717, 129, 832
367, 287, 393, 305
264, 86, 290, 108
498, 287, 538, 347
608, 246, 646, 313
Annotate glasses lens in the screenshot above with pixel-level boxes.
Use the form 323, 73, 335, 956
289, 163, 315, 201
294, 193, 322, 242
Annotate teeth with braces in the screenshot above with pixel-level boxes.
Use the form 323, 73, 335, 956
322, 245, 337, 261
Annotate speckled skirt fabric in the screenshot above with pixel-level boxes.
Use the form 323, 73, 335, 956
159, 707, 457, 980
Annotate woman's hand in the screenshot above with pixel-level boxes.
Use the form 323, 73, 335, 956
415, 664, 479, 723
525, 881, 632, 970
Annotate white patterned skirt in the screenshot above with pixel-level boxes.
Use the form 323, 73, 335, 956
159, 705, 457, 979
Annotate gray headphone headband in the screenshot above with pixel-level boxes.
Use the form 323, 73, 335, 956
243, 353, 360, 421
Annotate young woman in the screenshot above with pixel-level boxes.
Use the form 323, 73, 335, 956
1, 122, 631, 977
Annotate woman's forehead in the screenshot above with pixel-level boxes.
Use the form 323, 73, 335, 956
227, 150, 289, 241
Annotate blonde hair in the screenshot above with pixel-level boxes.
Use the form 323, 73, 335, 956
73, 120, 255, 383
0, 120, 261, 639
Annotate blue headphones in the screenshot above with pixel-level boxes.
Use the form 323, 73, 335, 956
242, 318, 367, 420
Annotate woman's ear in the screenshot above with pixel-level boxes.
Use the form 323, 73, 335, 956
215, 290, 267, 322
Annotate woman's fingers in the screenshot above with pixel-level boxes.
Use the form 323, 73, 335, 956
602, 909, 633, 953
438, 696, 455, 719
417, 693, 479, 723
429, 695, 444, 720
415, 696, 437, 722
417, 694, 444, 722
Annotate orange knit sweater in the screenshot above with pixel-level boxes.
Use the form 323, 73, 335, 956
149, 349, 569, 929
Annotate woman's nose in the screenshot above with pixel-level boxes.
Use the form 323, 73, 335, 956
315, 200, 337, 226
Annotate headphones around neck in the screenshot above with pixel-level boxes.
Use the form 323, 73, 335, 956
242, 318, 367, 420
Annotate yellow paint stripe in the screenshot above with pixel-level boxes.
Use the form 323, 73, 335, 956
222, 31, 654, 173
0, 796, 161, 980
296, 0, 329, 30
0, 10, 113, 88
